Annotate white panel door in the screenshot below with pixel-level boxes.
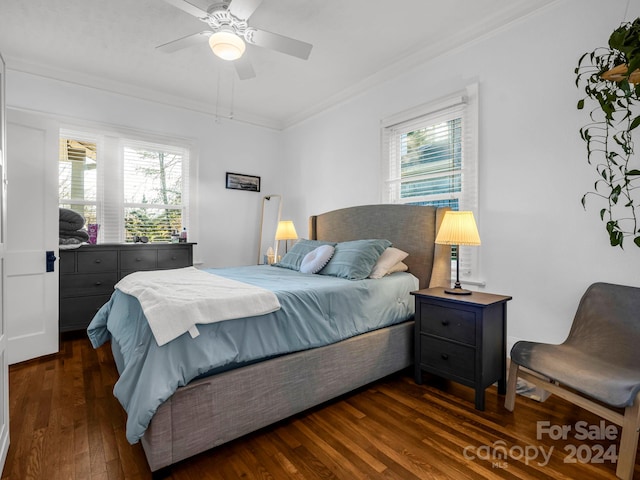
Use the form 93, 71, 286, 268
0, 52, 10, 474
5, 109, 59, 364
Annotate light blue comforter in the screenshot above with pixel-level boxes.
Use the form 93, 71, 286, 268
87, 265, 417, 443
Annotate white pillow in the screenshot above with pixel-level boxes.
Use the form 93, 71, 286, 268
368, 247, 409, 279
386, 261, 409, 275
300, 245, 335, 274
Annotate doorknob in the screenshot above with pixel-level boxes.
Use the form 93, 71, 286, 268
46, 251, 57, 272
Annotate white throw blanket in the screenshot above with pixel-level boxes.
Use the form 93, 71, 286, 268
115, 267, 281, 346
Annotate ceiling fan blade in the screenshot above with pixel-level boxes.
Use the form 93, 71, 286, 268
163, 0, 208, 18
234, 56, 256, 80
227, 0, 263, 20
248, 29, 312, 60
156, 31, 212, 53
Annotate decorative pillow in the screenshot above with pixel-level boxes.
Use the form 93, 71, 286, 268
300, 245, 335, 274
386, 261, 409, 275
319, 239, 392, 280
368, 247, 409, 279
274, 239, 337, 271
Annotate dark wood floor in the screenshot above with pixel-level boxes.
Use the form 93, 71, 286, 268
1, 335, 636, 479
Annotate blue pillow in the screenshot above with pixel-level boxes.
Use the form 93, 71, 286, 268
319, 239, 392, 280
274, 239, 337, 271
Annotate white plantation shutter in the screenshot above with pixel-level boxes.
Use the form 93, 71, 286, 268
58, 131, 100, 227
122, 140, 189, 243
381, 84, 480, 282
59, 130, 190, 243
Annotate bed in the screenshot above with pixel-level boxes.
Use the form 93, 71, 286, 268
88, 204, 451, 472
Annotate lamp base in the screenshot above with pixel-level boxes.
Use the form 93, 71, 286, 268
444, 287, 472, 295
444, 282, 472, 295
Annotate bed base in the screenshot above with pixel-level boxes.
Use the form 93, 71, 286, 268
137, 203, 450, 471
140, 320, 413, 471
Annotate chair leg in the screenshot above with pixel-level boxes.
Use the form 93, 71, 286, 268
616, 393, 640, 480
504, 360, 519, 411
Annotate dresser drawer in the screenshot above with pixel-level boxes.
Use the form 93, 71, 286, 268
419, 303, 476, 345
77, 251, 118, 273
60, 273, 117, 297
157, 248, 191, 269
59, 251, 76, 274
120, 249, 157, 271
59, 294, 112, 332
420, 335, 475, 382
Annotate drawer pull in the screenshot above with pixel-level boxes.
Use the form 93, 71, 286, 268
95, 281, 102, 286
441, 353, 449, 360
171, 256, 177, 260
136, 258, 141, 262
95, 259, 101, 264
441, 320, 450, 326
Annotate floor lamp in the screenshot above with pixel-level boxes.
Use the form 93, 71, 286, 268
435, 211, 481, 295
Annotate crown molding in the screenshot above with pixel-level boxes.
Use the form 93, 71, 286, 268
5, 56, 283, 131
282, 0, 560, 129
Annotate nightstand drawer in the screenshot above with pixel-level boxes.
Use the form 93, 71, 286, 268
77, 251, 118, 273
157, 248, 190, 269
420, 336, 475, 382
420, 303, 476, 345
120, 249, 157, 270
60, 273, 117, 297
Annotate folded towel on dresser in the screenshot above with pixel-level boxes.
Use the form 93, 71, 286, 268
59, 208, 85, 231
60, 229, 89, 242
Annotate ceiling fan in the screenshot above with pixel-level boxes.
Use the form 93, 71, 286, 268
158, 0, 313, 80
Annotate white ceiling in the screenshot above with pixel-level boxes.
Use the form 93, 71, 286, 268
0, 0, 557, 129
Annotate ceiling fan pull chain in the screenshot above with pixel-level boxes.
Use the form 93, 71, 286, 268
229, 74, 235, 120
215, 69, 221, 123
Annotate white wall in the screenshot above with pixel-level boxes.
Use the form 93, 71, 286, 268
282, 0, 640, 349
6, 71, 284, 268
6, 0, 640, 351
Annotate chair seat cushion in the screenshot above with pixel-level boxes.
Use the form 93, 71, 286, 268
511, 341, 640, 408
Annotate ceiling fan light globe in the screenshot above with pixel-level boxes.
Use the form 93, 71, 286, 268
209, 31, 246, 61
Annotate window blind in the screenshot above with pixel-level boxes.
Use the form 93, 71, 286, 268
381, 84, 480, 282
122, 140, 188, 243
58, 134, 99, 226
59, 130, 190, 243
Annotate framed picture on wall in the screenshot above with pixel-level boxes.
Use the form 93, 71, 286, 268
225, 172, 261, 192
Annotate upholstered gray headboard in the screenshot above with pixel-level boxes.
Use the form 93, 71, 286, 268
309, 204, 451, 289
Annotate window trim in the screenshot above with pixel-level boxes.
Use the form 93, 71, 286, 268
59, 125, 197, 245
380, 83, 482, 285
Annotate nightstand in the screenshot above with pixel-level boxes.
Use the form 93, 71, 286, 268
412, 287, 512, 410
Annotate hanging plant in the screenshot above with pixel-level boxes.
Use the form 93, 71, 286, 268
575, 18, 640, 248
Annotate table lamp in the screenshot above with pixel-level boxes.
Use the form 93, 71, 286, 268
275, 220, 298, 261
435, 211, 481, 295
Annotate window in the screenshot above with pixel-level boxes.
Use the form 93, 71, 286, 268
59, 130, 190, 243
122, 141, 187, 242
58, 137, 98, 226
381, 84, 480, 282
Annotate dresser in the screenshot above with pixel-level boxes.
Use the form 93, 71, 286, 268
412, 287, 512, 410
59, 243, 195, 332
